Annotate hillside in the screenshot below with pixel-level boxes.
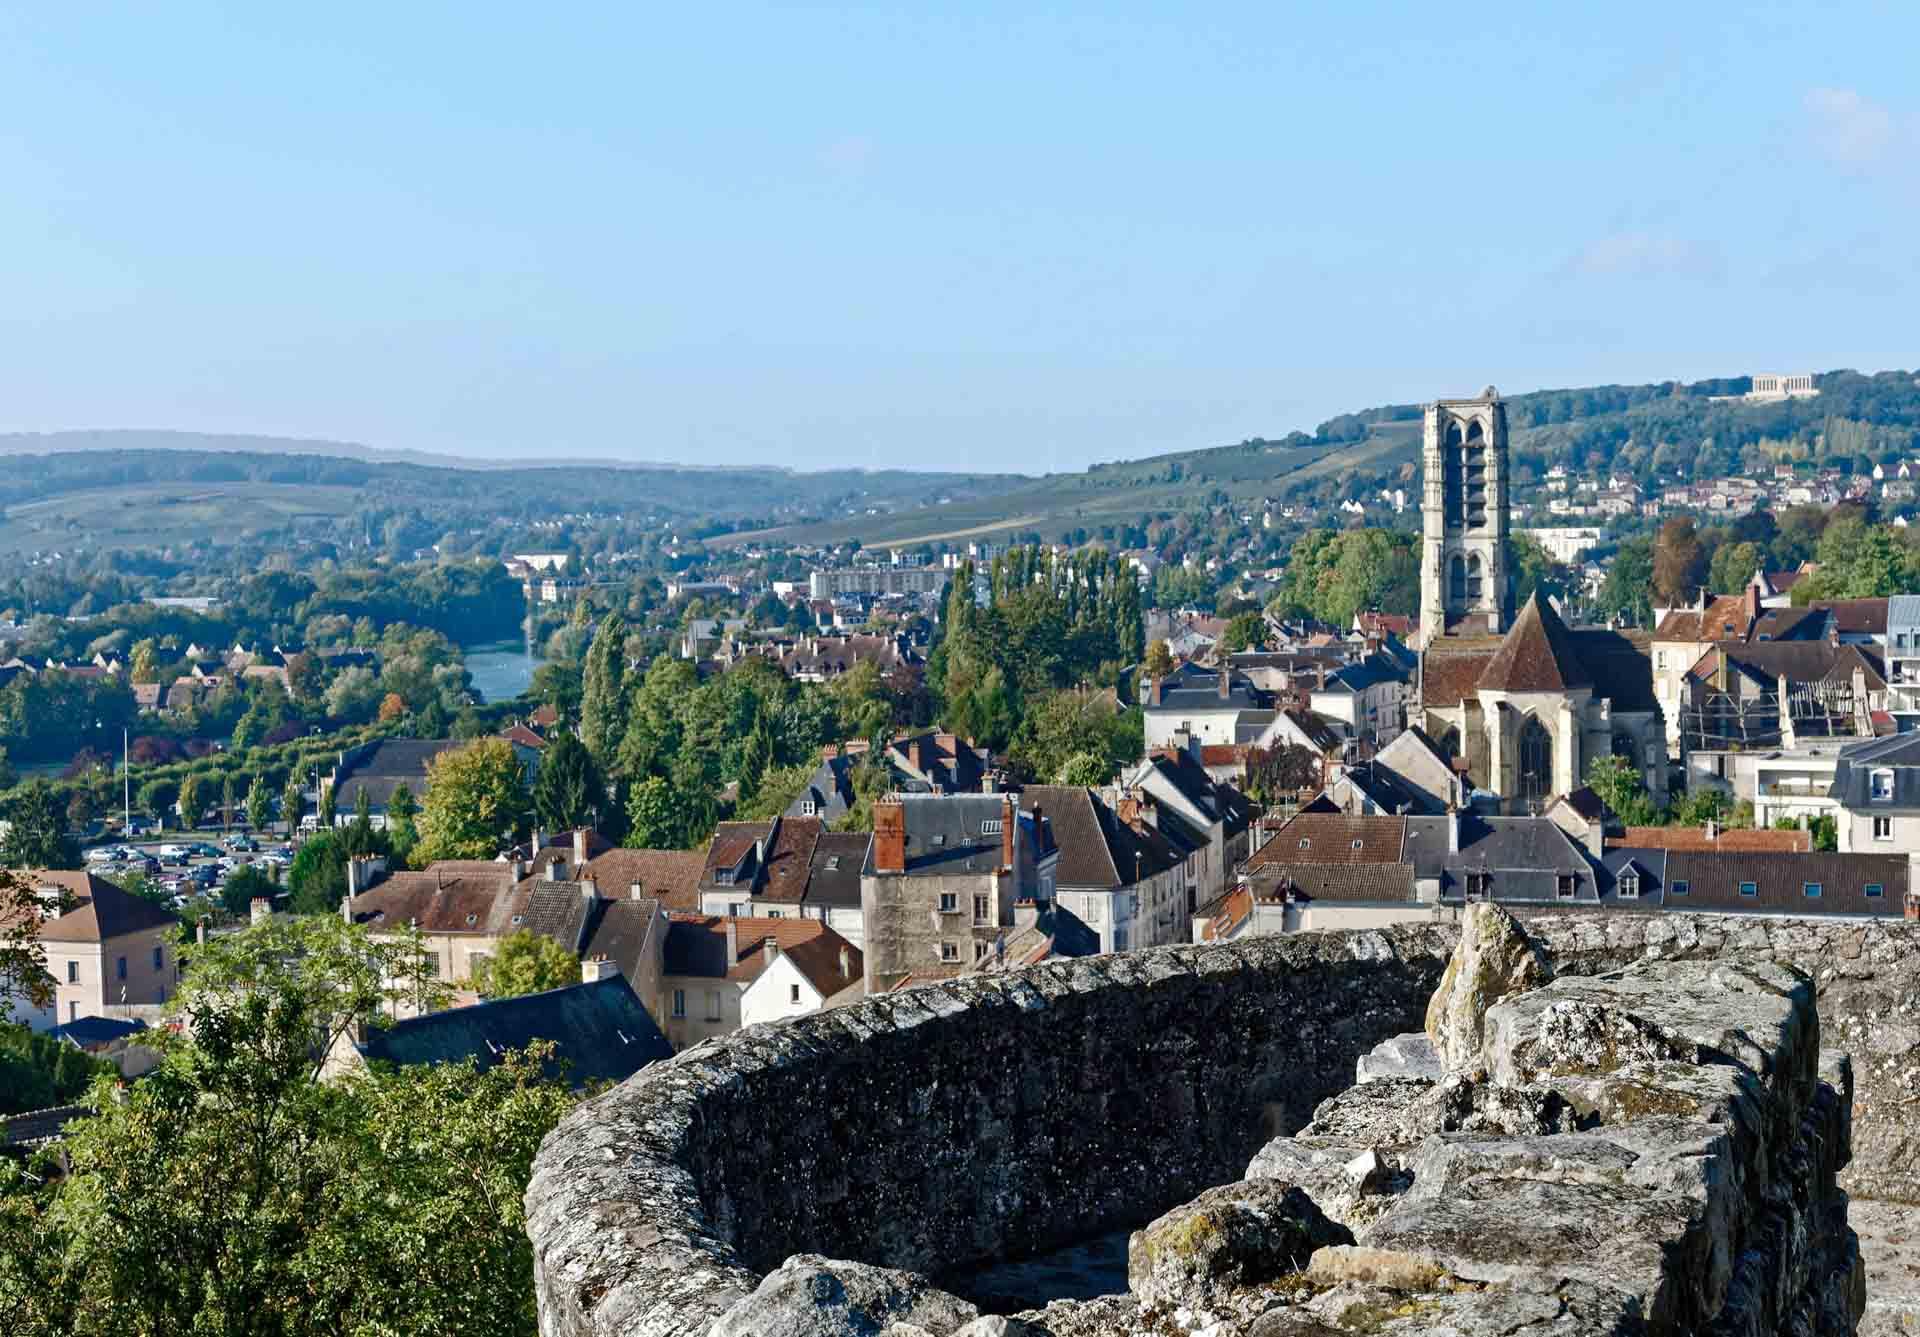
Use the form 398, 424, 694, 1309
8, 368, 1920, 557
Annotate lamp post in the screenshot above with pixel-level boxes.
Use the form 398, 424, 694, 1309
122, 724, 130, 834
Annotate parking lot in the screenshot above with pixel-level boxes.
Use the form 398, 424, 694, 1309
84, 832, 294, 908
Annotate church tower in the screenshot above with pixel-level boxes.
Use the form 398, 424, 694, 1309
1417, 387, 1509, 647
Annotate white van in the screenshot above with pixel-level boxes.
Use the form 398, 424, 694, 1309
157, 843, 191, 859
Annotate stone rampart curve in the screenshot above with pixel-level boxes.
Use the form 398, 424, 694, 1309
526, 912, 1920, 1335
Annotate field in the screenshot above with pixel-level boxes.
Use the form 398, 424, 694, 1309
711, 421, 1423, 549
0, 482, 364, 555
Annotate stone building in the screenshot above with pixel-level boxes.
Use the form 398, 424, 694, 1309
858, 794, 1057, 992
25, 871, 180, 1027
1417, 389, 1510, 647
1412, 387, 1665, 812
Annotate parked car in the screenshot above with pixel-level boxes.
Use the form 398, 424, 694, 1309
85, 847, 118, 863
225, 836, 259, 852
192, 843, 224, 858
190, 865, 219, 887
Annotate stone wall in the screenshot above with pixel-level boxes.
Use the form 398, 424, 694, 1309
526, 927, 1456, 1336
526, 912, 1920, 1334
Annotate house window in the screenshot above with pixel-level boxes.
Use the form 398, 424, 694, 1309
1739, 881, 1757, 897
152, 946, 163, 971
1875, 816, 1894, 841
800, 799, 817, 816
766, 909, 783, 919
1872, 769, 1895, 801
973, 894, 991, 925
938, 892, 958, 914
974, 940, 991, 962
424, 952, 441, 979
1805, 882, 1823, 899
66, 960, 77, 983
705, 990, 722, 1021
1465, 872, 1492, 898
789, 984, 801, 1004
1867, 883, 1885, 899
116, 957, 127, 981
672, 989, 686, 1018
1671, 880, 1689, 896
980, 819, 1002, 835
1556, 875, 1576, 900
1617, 873, 1639, 900
940, 941, 959, 963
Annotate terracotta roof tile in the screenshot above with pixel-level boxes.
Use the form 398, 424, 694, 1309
1247, 813, 1405, 866
582, 848, 707, 913
1607, 826, 1811, 853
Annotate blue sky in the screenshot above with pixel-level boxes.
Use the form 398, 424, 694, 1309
0, 2, 1914, 474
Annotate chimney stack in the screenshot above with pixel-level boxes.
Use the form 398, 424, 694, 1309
1744, 582, 1760, 626
907, 739, 923, 774
1149, 676, 1163, 707
1704, 819, 1718, 843
763, 938, 778, 965
629, 880, 645, 901
1001, 794, 1017, 872
579, 877, 599, 902
873, 798, 906, 874
581, 957, 620, 984
573, 828, 589, 870
839, 945, 851, 979
1217, 671, 1230, 701
1447, 806, 1461, 854
725, 918, 738, 963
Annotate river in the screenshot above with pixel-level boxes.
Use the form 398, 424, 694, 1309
463, 639, 545, 704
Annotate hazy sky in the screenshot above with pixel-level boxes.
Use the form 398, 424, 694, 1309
0, 3, 1914, 474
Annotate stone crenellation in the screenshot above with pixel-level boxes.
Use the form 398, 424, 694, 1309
526, 912, 1914, 1335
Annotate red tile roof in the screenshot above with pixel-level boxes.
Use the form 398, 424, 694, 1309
29, 871, 178, 943
1247, 813, 1406, 866
582, 848, 707, 913
662, 915, 861, 994
1608, 826, 1811, 853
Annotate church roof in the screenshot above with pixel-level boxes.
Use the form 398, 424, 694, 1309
1476, 594, 1592, 694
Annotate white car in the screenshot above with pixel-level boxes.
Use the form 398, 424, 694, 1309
85, 847, 118, 863
157, 843, 191, 859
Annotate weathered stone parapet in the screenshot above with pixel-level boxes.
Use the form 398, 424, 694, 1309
528, 928, 1456, 1336
526, 913, 1908, 1335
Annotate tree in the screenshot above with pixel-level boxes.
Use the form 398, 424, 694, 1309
0, 916, 577, 1336
288, 830, 351, 915
281, 772, 304, 835
129, 637, 158, 683
246, 775, 271, 832
176, 773, 207, 832
138, 778, 179, 828
1244, 745, 1322, 805
220, 773, 236, 832
218, 864, 279, 920
1707, 540, 1759, 597
0, 872, 52, 1024
531, 731, 607, 833
468, 929, 579, 998
1144, 639, 1174, 678
1219, 612, 1266, 655
377, 691, 409, 723
414, 737, 528, 863
623, 775, 704, 849
1597, 537, 1656, 627
386, 782, 419, 861
1584, 754, 1658, 827
1054, 750, 1110, 787
1651, 517, 1707, 607
0, 1021, 114, 1114
0, 782, 79, 869
318, 778, 337, 829
578, 613, 629, 766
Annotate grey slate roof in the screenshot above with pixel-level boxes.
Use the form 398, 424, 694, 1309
577, 898, 664, 985
332, 738, 463, 811
1831, 732, 1920, 811
804, 833, 869, 909
1424, 815, 1597, 903
861, 795, 1024, 877
357, 975, 671, 1087
1660, 850, 1905, 916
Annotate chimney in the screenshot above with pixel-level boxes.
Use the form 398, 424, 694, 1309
1744, 582, 1760, 626
1001, 794, 1017, 871
1149, 676, 1163, 707
573, 828, 589, 870
838, 945, 851, 979
1217, 671, 1230, 700
532, 827, 545, 855
629, 880, 645, 901
763, 938, 778, 966
1447, 806, 1460, 854
1704, 819, 1718, 842
579, 877, 599, 902
1117, 794, 1140, 826
250, 897, 271, 927
581, 957, 620, 984
1014, 898, 1039, 929
873, 798, 906, 874
753, 837, 766, 868
725, 918, 738, 962
510, 857, 527, 882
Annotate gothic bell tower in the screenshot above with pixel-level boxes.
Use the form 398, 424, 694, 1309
1417, 387, 1509, 646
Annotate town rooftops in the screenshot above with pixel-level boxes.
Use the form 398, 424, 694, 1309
47, 1015, 148, 1049
1477, 594, 1592, 693
864, 794, 1038, 877
1651, 849, 1906, 917
1831, 732, 1920, 810
1654, 593, 1757, 643
581, 847, 707, 913
662, 914, 862, 997
331, 737, 464, 810
1250, 812, 1406, 865
347, 865, 527, 936
1018, 785, 1183, 891
32, 871, 178, 943
356, 975, 671, 1087
1606, 825, 1812, 853
701, 816, 823, 903
804, 832, 870, 909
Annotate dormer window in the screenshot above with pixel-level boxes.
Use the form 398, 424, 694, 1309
980, 819, 1002, 835
1298, 838, 1311, 850
713, 868, 735, 886
1556, 874, 1576, 900
1466, 871, 1491, 898
800, 798, 817, 817
1872, 769, 1896, 801
1617, 871, 1639, 900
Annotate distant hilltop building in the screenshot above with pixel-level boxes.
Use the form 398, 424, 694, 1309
808, 567, 946, 599
1746, 374, 1818, 402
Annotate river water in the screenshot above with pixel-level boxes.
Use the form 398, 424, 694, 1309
463, 639, 544, 704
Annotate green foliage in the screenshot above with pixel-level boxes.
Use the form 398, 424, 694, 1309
579, 613, 629, 766
136, 777, 179, 825
1597, 538, 1655, 628
830, 755, 895, 834
0, 781, 79, 869
531, 730, 607, 833
1219, 611, 1266, 654
1244, 745, 1322, 805
219, 864, 280, 920
0, 1022, 116, 1115
0, 873, 51, 1026
175, 773, 207, 831
1143, 638, 1174, 677
623, 775, 709, 849
0, 916, 567, 1336
413, 737, 528, 864
288, 830, 351, 914
1668, 786, 1733, 828
1584, 754, 1660, 827
1054, 750, 1111, 787
1809, 813, 1838, 852
1266, 528, 1417, 628
1006, 691, 1143, 786
469, 929, 579, 998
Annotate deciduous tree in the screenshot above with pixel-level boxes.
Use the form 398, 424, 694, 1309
468, 929, 579, 998
414, 737, 528, 863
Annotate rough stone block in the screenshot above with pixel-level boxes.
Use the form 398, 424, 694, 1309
707, 1254, 979, 1337
1127, 1180, 1352, 1313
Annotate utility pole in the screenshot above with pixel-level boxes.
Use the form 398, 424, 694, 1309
122, 725, 130, 833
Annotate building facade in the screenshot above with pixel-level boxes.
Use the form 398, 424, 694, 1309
1418, 389, 1510, 647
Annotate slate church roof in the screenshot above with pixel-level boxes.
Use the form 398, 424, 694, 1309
1476, 594, 1591, 693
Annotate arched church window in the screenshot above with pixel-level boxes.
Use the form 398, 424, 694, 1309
1611, 732, 1636, 761
1436, 725, 1461, 759
1443, 423, 1464, 527
1466, 554, 1483, 600
1449, 556, 1466, 602
1518, 715, 1553, 804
